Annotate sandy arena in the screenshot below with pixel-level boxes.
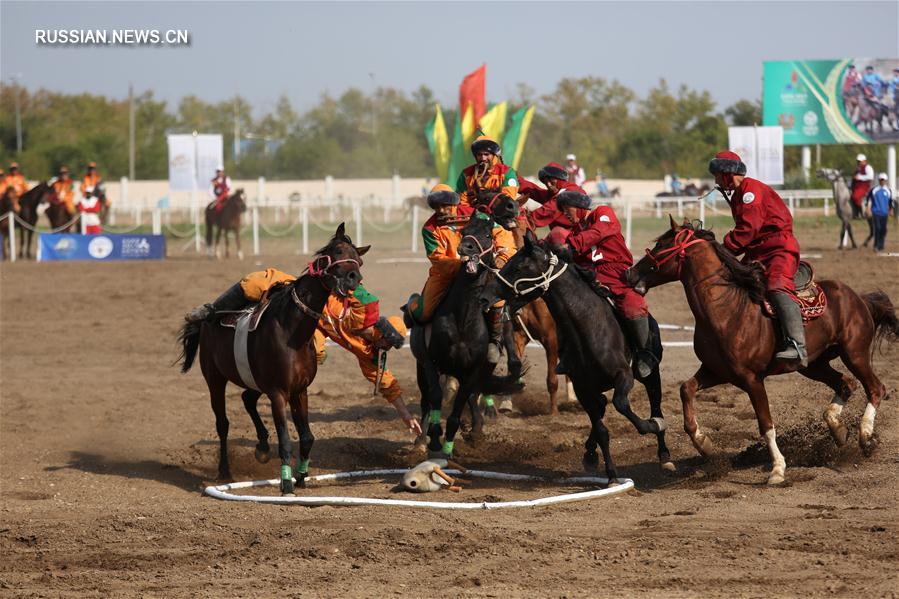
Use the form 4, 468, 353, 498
1, 222, 897, 597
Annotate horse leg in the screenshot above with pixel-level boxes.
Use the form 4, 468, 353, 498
799, 356, 857, 446
223, 229, 230, 258
744, 380, 785, 485
535, 322, 562, 416
418, 362, 444, 453
236, 227, 244, 260
680, 365, 724, 457
215, 226, 224, 259
608, 370, 662, 435
241, 389, 271, 462
268, 391, 295, 495
467, 390, 484, 440
289, 390, 314, 488
442, 377, 471, 457
571, 379, 617, 483
206, 370, 231, 481
838, 345, 887, 456
641, 368, 675, 472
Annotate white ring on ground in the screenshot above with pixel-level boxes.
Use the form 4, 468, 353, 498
204, 468, 634, 509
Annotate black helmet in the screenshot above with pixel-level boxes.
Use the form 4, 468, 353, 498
538, 163, 568, 184
471, 136, 501, 157
555, 190, 591, 210
426, 184, 460, 209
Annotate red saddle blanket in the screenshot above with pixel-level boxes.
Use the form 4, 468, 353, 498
761, 262, 827, 324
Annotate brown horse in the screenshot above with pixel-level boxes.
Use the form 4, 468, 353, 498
205, 189, 247, 259
0, 187, 19, 260
627, 218, 898, 484
45, 190, 78, 233
177, 223, 365, 495
15, 182, 53, 259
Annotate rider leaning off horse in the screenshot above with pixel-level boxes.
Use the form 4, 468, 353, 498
185, 268, 421, 434
519, 162, 587, 229
709, 150, 807, 367
405, 183, 517, 364
547, 190, 657, 378
455, 136, 519, 207
209, 166, 232, 213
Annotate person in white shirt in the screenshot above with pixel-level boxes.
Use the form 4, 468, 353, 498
851, 153, 874, 220
565, 154, 586, 188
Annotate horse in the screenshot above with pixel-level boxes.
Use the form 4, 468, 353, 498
205, 189, 247, 259
409, 214, 524, 458
177, 223, 365, 495
0, 187, 19, 261
856, 94, 890, 134
626, 219, 899, 485
45, 189, 78, 233
15, 182, 53, 259
478, 231, 672, 482
817, 168, 857, 249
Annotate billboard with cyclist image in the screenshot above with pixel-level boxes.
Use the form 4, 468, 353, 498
763, 58, 899, 145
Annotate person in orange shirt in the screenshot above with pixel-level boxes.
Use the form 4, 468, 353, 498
81, 162, 109, 207
51, 166, 76, 216
455, 136, 519, 208
5, 162, 28, 200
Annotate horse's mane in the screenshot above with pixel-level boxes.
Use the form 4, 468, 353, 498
657, 225, 768, 304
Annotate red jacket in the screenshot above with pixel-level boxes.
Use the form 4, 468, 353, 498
723, 177, 799, 259
566, 205, 633, 270
519, 179, 586, 228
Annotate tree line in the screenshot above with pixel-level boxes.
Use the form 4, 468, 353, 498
0, 78, 888, 186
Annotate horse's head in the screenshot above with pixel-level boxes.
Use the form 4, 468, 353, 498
233, 189, 247, 212
478, 229, 561, 314
458, 214, 497, 276
307, 222, 367, 297
0, 186, 16, 212
626, 216, 710, 294
475, 192, 519, 230
816, 167, 842, 183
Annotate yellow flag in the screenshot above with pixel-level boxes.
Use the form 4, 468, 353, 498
425, 104, 451, 182
478, 102, 507, 143
510, 106, 535, 171
461, 101, 477, 146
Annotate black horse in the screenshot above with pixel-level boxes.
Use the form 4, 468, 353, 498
409, 214, 524, 457
478, 231, 672, 482
15, 182, 52, 259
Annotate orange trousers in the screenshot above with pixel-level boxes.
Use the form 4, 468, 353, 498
313, 330, 402, 402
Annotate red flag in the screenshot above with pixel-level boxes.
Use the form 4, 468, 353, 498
459, 64, 486, 122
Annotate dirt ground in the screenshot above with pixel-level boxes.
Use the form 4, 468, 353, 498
1, 221, 897, 598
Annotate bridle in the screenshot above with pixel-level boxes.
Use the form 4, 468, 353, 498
490, 251, 568, 298
643, 228, 706, 278
301, 251, 362, 314
460, 232, 495, 264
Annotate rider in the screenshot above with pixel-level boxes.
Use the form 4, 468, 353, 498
5, 162, 28, 201
455, 136, 519, 208
519, 162, 587, 229
862, 65, 886, 99
81, 162, 108, 210
550, 190, 656, 378
851, 154, 874, 219
184, 269, 421, 434
209, 166, 231, 213
890, 68, 899, 99
842, 64, 861, 95
596, 171, 611, 198
51, 166, 77, 217
708, 150, 807, 368
406, 184, 514, 364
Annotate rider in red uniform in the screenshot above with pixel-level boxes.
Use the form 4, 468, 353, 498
518, 162, 587, 229
709, 150, 807, 367
550, 190, 656, 378
209, 166, 231, 213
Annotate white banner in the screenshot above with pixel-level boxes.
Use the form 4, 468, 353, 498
167, 134, 224, 192
728, 126, 784, 185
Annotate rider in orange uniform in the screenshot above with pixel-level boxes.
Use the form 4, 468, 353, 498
51, 166, 77, 216
184, 269, 421, 433
455, 136, 519, 208
5, 162, 28, 202
709, 150, 807, 367
0, 169, 11, 212
81, 162, 109, 210
406, 184, 515, 363
551, 190, 656, 377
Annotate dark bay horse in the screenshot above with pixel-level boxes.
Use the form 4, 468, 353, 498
205, 189, 247, 259
478, 231, 671, 482
0, 187, 18, 260
410, 214, 524, 458
178, 223, 365, 494
627, 219, 899, 484
16, 182, 53, 259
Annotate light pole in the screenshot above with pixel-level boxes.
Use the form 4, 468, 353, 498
10, 73, 23, 153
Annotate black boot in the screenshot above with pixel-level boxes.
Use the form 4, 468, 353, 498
486, 307, 503, 364
769, 292, 808, 368
185, 282, 247, 322
625, 316, 656, 379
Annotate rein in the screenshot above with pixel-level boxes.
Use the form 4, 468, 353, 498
291, 287, 324, 320
644, 228, 706, 277
461, 233, 495, 262
490, 252, 568, 297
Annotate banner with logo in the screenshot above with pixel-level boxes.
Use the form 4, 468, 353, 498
37, 234, 166, 262
167, 134, 224, 192
763, 59, 899, 145
728, 126, 784, 184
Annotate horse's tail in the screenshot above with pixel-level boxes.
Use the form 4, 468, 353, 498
176, 320, 202, 373
482, 368, 527, 396
862, 290, 899, 353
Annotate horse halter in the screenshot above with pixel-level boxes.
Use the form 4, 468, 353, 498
460, 232, 495, 265
644, 228, 705, 277
491, 251, 568, 298
306, 252, 361, 299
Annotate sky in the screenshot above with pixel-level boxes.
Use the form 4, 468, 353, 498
2, 0, 898, 116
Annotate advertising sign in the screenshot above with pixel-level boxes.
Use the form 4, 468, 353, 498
167, 134, 223, 192
38, 234, 166, 262
728, 126, 784, 184
763, 59, 899, 145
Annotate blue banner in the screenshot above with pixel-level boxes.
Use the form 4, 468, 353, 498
38, 234, 166, 262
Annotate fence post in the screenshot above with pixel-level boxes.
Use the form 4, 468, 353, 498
252, 206, 260, 256
81, 213, 87, 235
411, 205, 419, 252
325, 175, 334, 201
152, 209, 161, 235
677, 197, 683, 218
8, 212, 16, 263
392, 172, 401, 205
654, 198, 661, 219
302, 205, 309, 255
788, 195, 795, 216
354, 202, 362, 245
625, 197, 633, 250
823, 196, 829, 217
257, 176, 265, 206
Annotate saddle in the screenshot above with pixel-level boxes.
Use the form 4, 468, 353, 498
762, 261, 827, 323
219, 293, 274, 332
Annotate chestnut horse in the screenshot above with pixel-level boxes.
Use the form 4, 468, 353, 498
205, 189, 247, 259
177, 224, 365, 494
627, 219, 898, 484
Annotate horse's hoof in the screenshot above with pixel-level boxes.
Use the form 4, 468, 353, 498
254, 447, 272, 463
582, 452, 599, 472
660, 461, 676, 473
767, 472, 786, 486
281, 492, 296, 497
691, 433, 715, 458
859, 435, 878, 457
831, 424, 850, 447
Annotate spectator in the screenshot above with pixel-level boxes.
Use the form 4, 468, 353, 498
850, 153, 874, 219
865, 173, 894, 251
77, 186, 103, 235
565, 154, 586, 188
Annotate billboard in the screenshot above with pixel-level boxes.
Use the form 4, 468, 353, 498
763, 59, 899, 145
167, 134, 224, 192
728, 126, 784, 185
38, 234, 166, 262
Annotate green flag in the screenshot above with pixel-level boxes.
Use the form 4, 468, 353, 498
445, 109, 471, 186
503, 106, 535, 171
